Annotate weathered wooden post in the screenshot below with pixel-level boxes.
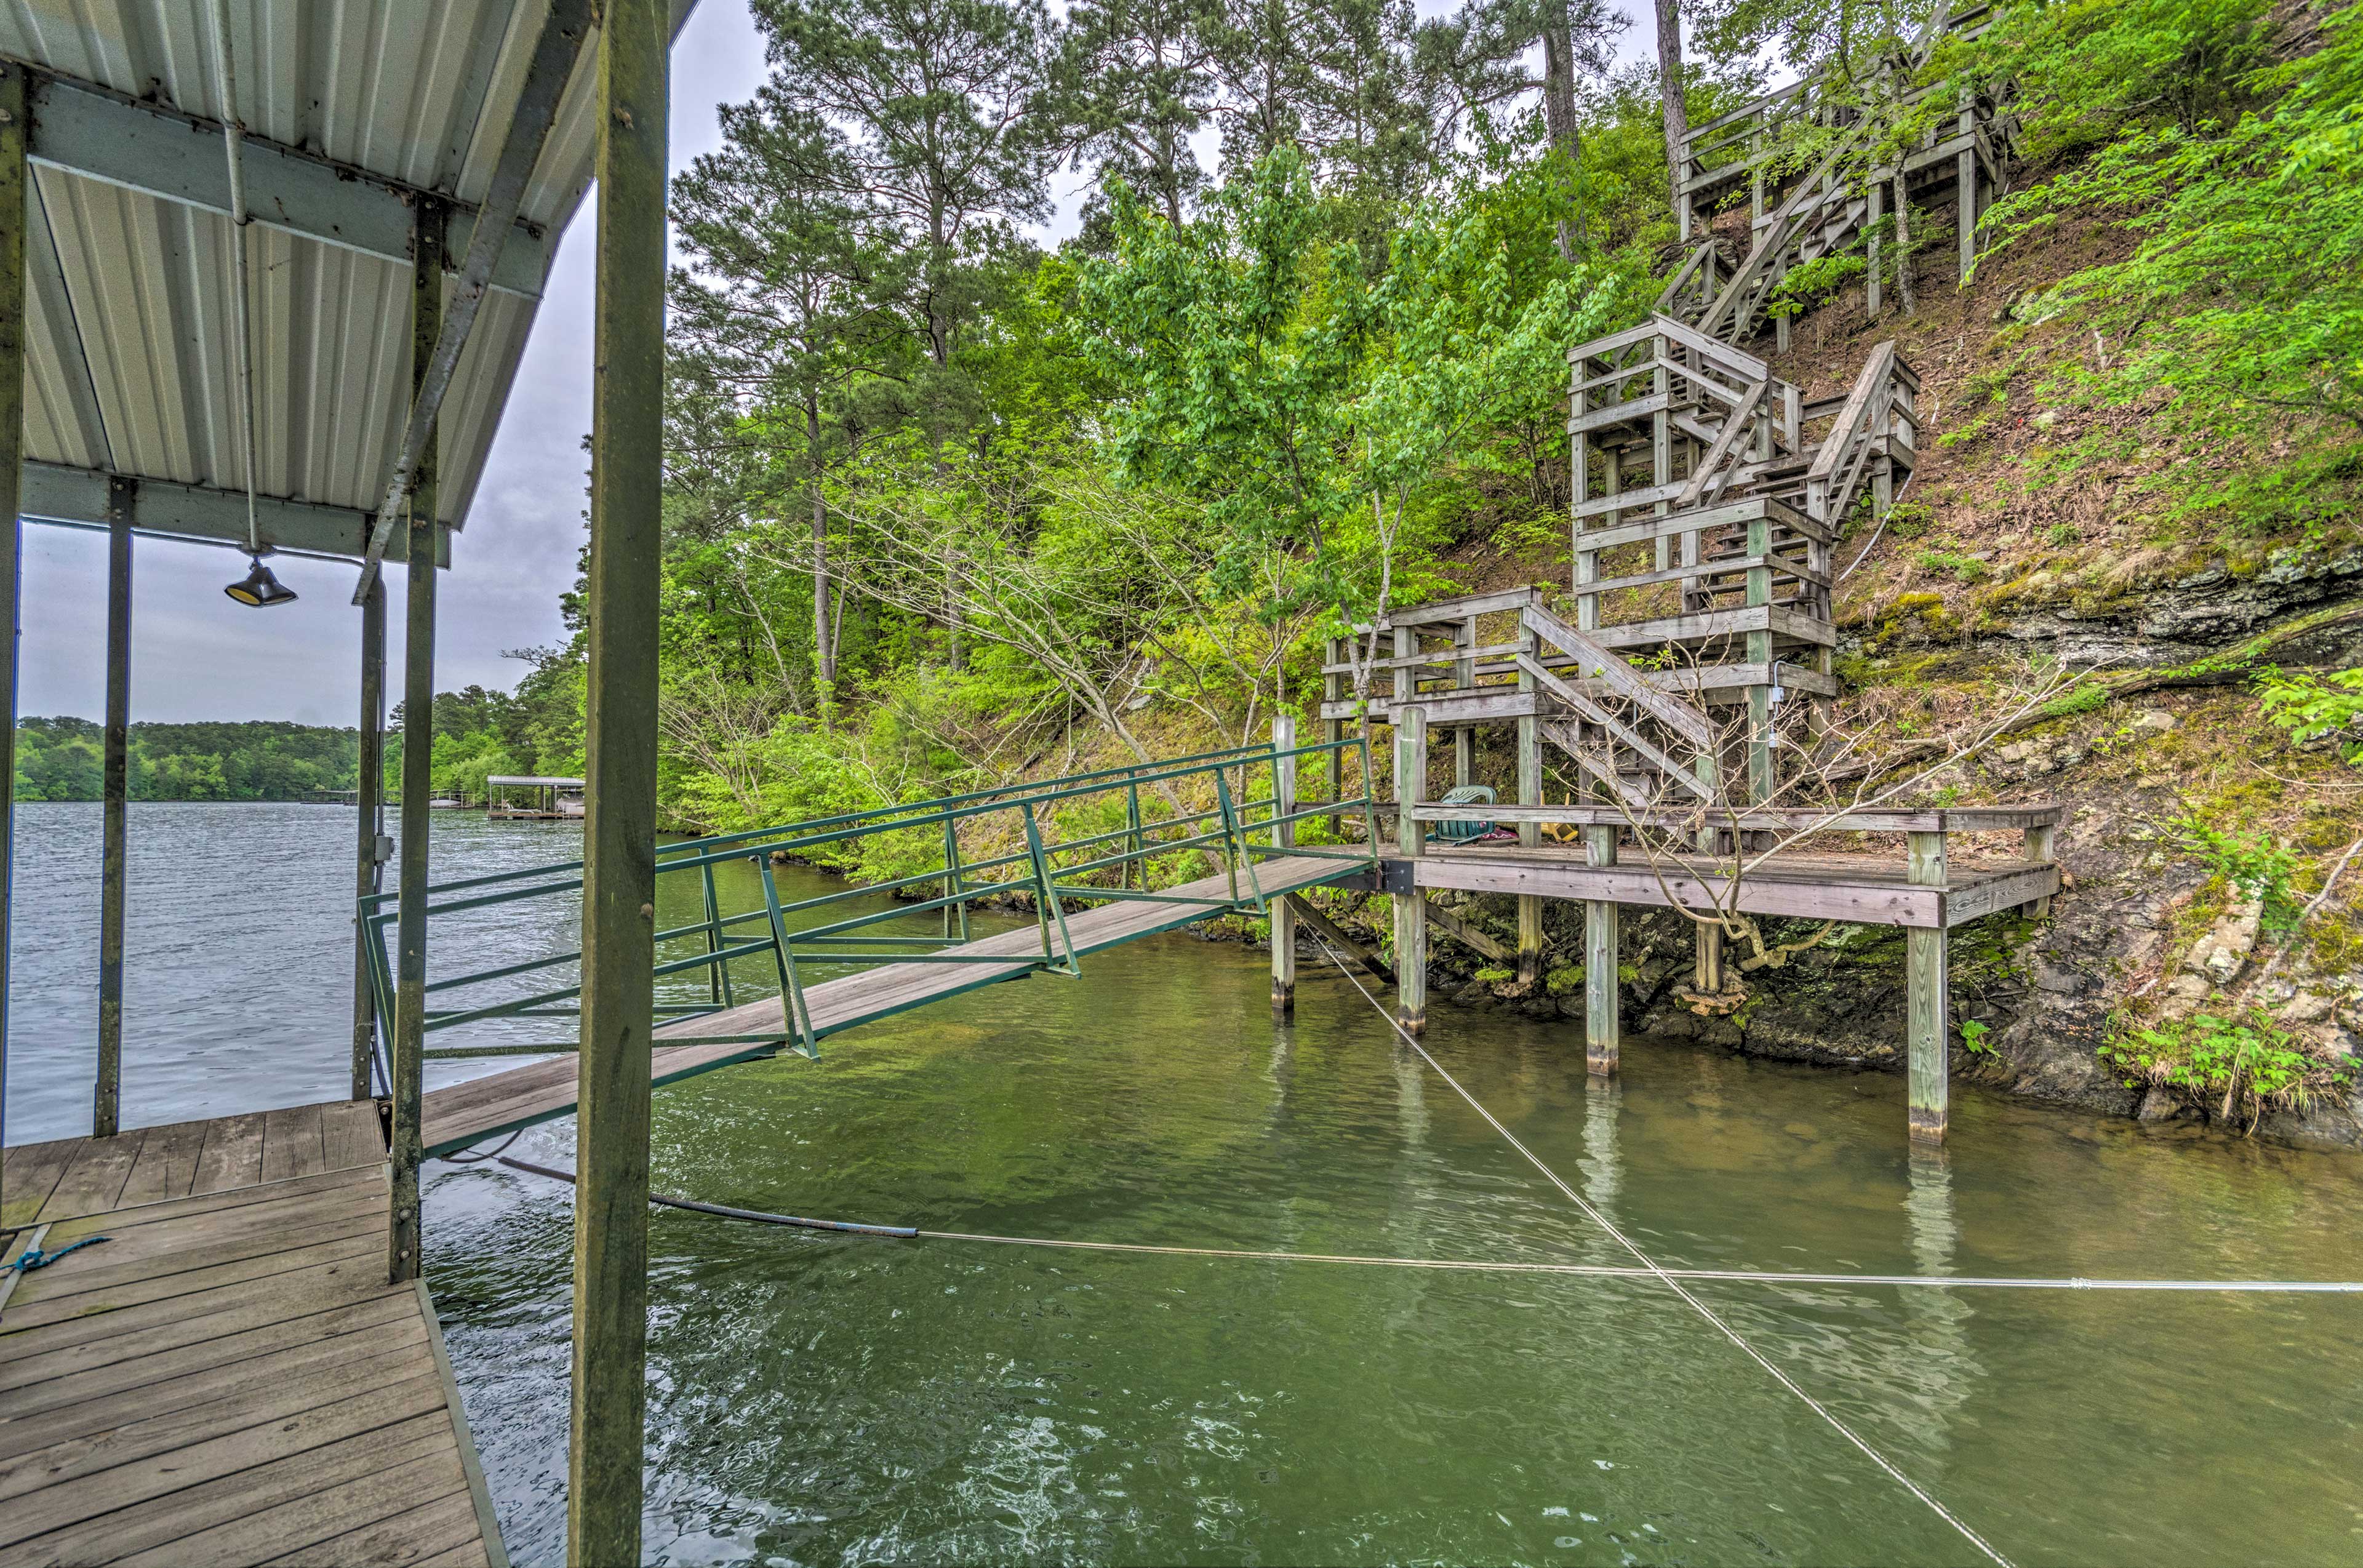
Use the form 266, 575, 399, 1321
389, 201, 444, 1287
1585, 825, 1619, 1074
1393, 705, 1428, 1035
2024, 818, 2055, 917
1516, 612, 1543, 989
1866, 178, 1884, 317
1322, 636, 1344, 838
1957, 100, 1980, 283
352, 578, 386, 1100
1907, 830, 1949, 1143
95, 476, 133, 1137
0, 59, 25, 1226
1271, 714, 1296, 1017
1745, 504, 1776, 804
571, 2, 668, 1560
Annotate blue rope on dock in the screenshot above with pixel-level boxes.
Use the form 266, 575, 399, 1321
5, 1234, 109, 1274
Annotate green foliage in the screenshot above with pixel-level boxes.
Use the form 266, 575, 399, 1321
2255, 666, 2363, 763
12, 717, 361, 802
1978, 1, 2363, 527
1959, 1018, 1994, 1055
1473, 965, 1515, 983
2037, 682, 2109, 720
1544, 963, 1584, 996
2104, 1006, 2345, 1122
2172, 810, 2303, 933
1913, 549, 1988, 582
1765, 252, 1865, 321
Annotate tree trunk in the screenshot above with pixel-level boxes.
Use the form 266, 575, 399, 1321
1892, 172, 1915, 316
1654, 0, 1689, 206
807, 402, 835, 708
1540, 1, 1583, 261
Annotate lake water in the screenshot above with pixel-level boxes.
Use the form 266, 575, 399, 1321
9, 802, 2362, 1565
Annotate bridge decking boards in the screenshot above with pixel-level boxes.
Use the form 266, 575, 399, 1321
1413, 844, 2058, 930
418, 852, 1368, 1157
0, 1119, 505, 1568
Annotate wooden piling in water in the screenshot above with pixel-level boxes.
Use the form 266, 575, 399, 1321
1907, 830, 1948, 1142
96, 476, 132, 1138
1584, 825, 1620, 1074
571, 3, 668, 1560
1271, 716, 1296, 1016
389, 199, 444, 1287
1393, 708, 1428, 1036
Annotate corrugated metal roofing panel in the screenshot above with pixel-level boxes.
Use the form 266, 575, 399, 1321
1, 0, 687, 550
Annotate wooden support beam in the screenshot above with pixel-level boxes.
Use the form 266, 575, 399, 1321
1292, 895, 1394, 985
0, 59, 25, 1229
1585, 826, 1619, 1075
352, 578, 386, 1100
1271, 716, 1296, 1016
1426, 902, 1509, 964
1393, 708, 1429, 1035
95, 476, 133, 1138
1907, 831, 1948, 1143
389, 203, 444, 1287
570, 5, 668, 1561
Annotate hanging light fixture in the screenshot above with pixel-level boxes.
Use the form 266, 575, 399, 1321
225, 556, 298, 606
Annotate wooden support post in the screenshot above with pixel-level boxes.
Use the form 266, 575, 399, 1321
1907, 831, 1948, 1143
352, 577, 386, 1100
1516, 713, 1542, 989
1271, 715, 1296, 1016
1322, 638, 1343, 837
1866, 177, 1884, 318
570, 6, 668, 1560
1585, 825, 1619, 1074
0, 60, 25, 1228
1745, 508, 1775, 803
1957, 106, 1979, 283
95, 476, 134, 1138
2024, 822, 2055, 917
388, 201, 444, 1287
1393, 706, 1428, 1036
1652, 337, 1673, 574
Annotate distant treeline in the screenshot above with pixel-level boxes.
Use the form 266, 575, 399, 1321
14, 717, 360, 801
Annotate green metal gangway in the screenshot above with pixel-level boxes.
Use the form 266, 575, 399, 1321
365, 730, 1381, 1156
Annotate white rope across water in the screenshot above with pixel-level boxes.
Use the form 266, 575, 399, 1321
1301, 933, 2020, 1568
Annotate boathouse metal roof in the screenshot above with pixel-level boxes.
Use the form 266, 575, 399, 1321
2, 0, 693, 568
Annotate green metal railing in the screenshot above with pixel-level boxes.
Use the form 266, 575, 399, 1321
361, 730, 1380, 1081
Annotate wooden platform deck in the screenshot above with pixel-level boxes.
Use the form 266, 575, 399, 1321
0, 1108, 505, 1567
420, 850, 1368, 1157
1412, 843, 2058, 929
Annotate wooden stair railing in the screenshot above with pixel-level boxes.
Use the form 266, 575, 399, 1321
1521, 602, 1717, 752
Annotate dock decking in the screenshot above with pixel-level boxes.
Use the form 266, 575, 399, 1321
420, 850, 1366, 1157
0, 1106, 504, 1567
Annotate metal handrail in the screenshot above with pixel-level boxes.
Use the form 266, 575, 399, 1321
366, 732, 1380, 1065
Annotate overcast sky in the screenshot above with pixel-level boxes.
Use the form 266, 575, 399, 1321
17, 1, 1655, 727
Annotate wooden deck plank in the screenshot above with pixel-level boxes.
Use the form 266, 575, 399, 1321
0, 1250, 398, 1362
111, 1446, 468, 1568
34, 1130, 148, 1224
0, 1370, 451, 1548
0, 1232, 383, 1336
412, 1542, 496, 1568
20, 1185, 385, 1281
41, 1162, 380, 1242
0, 1289, 417, 1408
1, 1141, 79, 1230
15, 1204, 385, 1305
321, 1099, 386, 1172
191, 1112, 268, 1195
1, 1412, 455, 1567
0, 1317, 430, 1463
114, 1118, 213, 1209
259, 1487, 484, 1568
260, 1105, 329, 1185
418, 852, 1363, 1154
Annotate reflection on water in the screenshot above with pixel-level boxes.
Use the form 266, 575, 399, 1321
11, 803, 2363, 1564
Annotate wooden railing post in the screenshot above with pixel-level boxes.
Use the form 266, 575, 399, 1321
1393, 706, 1428, 1035
1271, 715, 1296, 1017
352, 577, 386, 1099
2023, 820, 2055, 917
1907, 830, 1949, 1143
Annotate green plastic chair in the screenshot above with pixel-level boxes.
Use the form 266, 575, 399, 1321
1433, 784, 1498, 843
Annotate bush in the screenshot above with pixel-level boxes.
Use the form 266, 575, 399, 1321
2104, 1006, 2345, 1126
